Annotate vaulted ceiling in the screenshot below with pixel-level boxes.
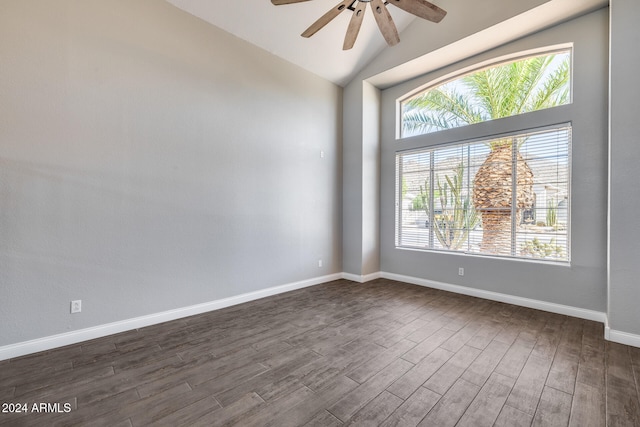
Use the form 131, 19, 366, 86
166, 0, 608, 87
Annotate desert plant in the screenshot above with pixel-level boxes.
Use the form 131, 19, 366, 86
546, 198, 558, 227
419, 163, 478, 250
411, 194, 425, 211
521, 237, 564, 258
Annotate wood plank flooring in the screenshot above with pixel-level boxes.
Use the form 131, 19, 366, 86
1, 278, 639, 426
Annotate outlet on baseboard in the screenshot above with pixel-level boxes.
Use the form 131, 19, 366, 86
71, 300, 82, 314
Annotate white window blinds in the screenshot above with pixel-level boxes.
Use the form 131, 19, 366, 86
396, 125, 571, 262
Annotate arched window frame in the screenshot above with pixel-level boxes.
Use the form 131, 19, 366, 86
394, 45, 574, 264
397, 45, 573, 140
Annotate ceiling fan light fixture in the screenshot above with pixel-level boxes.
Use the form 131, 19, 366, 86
272, 0, 446, 50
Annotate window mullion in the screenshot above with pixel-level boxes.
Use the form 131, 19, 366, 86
397, 155, 403, 247
466, 145, 471, 253
429, 154, 435, 249
511, 137, 518, 257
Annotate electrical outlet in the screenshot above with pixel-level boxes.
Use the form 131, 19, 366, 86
458, 268, 464, 276
318, 259, 323, 268
71, 300, 82, 314
320, 150, 325, 158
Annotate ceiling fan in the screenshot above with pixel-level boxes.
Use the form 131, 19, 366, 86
271, 0, 446, 50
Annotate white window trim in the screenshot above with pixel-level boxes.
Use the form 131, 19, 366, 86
394, 46, 575, 265
395, 123, 572, 264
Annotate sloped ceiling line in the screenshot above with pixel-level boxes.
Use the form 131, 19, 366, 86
165, 0, 607, 87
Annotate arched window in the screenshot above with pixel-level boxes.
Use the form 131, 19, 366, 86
396, 49, 572, 262
400, 50, 571, 138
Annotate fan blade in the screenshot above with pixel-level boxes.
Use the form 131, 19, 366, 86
272, 0, 312, 4
387, 0, 446, 23
301, 0, 353, 38
370, 0, 400, 46
343, 1, 366, 50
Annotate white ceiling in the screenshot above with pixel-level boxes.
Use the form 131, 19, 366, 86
166, 0, 608, 87
165, 0, 419, 86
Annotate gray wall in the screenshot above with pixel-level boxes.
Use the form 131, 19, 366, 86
609, 0, 640, 335
342, 81, 381, 277
0, 0, 342, 346
342, 82, 365, 275
379, 10, 609, 312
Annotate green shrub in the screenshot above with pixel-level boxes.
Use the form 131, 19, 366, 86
521, 237, 564, 258
546, 198, 557, 227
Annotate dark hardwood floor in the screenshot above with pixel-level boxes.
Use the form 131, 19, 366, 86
1, 278, 639, 426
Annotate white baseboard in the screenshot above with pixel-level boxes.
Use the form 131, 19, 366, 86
3, 270, 636, 361
380, 271, 608, 324
605, 326, 640, 348
342, 272, 382, 283
0, 273, 343, 361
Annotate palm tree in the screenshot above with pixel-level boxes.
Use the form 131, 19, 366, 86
403, 53, 570, 255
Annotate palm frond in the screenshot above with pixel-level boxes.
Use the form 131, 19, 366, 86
403, 87, 483, 135
528, 57, 570, 110
401, 52, 571, 144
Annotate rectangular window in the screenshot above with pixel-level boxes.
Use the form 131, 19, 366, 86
396, 125, 571, 262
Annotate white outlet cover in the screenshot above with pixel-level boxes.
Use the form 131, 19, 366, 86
71, 300, 82, 313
